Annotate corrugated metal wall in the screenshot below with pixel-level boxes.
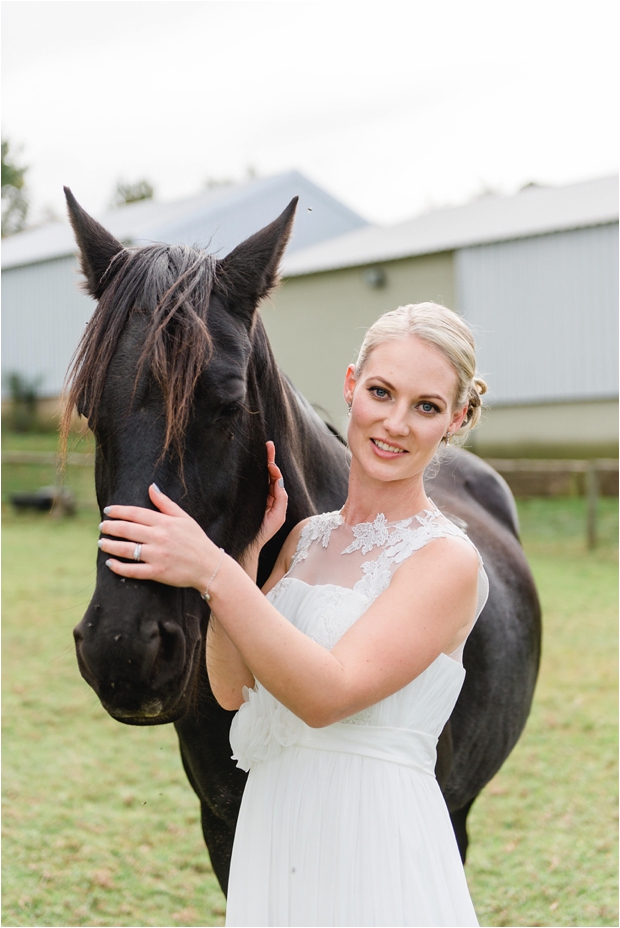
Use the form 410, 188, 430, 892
2, 256, 94, 397
456, 223, 618, 405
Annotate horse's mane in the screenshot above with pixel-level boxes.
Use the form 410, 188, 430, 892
61, 243, 217, 460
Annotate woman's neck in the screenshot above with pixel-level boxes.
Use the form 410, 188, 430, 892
340, 464, 432, 526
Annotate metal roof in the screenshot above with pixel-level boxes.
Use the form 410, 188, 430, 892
281, 175, 619, 277
1, 171, 368, 270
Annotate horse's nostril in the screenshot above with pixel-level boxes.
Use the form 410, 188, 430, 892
151, 621, 186, 688
160, 622, 180, 661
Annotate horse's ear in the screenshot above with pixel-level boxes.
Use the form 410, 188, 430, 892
64, 187, 125, 300
218, 197, 298, 323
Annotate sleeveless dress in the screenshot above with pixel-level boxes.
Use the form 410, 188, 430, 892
225, 505, 489, 928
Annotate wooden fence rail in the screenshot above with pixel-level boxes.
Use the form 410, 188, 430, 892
1, 451, 94, 466
485, 458, 618, 550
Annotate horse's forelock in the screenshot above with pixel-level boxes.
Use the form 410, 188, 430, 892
61, 243, 219, 464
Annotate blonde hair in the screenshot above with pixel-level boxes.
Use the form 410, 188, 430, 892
355, 302, 487, 440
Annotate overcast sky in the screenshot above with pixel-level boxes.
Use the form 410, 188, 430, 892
2, 0, 618, 226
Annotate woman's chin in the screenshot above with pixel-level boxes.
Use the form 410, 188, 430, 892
360, 454, 414, 482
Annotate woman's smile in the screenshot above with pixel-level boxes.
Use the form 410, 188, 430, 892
370, 438, 408, 456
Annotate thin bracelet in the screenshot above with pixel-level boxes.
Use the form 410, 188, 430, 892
201, 547, 225, 602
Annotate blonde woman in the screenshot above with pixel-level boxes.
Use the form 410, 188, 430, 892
99, 303, 489, 927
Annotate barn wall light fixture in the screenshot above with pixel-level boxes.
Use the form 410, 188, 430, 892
363, 266, 387, 288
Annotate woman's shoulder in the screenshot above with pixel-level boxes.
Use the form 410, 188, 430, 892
281, 509, 343, 568
411, 507, 484, 567
394, 529, 481, 593
262, 519, 312, 595
280, 517, 311, 564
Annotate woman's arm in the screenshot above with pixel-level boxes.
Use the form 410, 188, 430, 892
100, 489, 479, 727
206, 615, 255, 709
207, 524, 306, 710
205, 440, 295, 709
198, 533, 479, 727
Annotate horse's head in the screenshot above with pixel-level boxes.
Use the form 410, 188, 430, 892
64, 188, 297, 725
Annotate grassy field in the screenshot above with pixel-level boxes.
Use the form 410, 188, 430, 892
2, 452, 617, 927
466, 499, 618, 927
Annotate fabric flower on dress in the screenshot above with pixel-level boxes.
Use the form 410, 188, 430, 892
230, 683, 306, 772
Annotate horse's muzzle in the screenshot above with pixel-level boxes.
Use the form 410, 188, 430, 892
73, 605, 200, 725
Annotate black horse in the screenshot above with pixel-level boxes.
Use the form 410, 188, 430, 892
63, 189, 541, 895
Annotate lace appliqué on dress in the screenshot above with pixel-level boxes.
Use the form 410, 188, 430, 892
346, 508, 481, 602
266, 576, 293, 605
290, 511, 344, 571
305, 587, 356, 650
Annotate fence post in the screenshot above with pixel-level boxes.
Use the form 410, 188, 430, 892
586, 460, 599, 550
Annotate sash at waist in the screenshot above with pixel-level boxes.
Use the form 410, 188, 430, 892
297, 723, 437, 776
230, 683, 439, 775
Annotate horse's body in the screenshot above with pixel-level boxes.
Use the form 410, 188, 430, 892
64, 190, 541, 894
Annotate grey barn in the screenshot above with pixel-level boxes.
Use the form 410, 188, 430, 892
1, 170, 367, 409
264, 175, 619, 458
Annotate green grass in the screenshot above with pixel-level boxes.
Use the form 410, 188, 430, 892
2, 510, 227, 927
2, 494, 617, 927
467, 498, 618, 927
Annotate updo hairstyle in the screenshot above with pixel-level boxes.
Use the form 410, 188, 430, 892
355, 302, 487, 441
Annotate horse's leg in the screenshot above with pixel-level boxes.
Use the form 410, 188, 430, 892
175, 713, 245, 897
450, 796, 477, 863
199, 801, 235, 897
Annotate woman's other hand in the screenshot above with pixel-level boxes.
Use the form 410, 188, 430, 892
98, 485, 221, 594
237, 441, 288, 581
257, 441, 288, 548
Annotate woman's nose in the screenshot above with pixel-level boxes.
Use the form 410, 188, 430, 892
383, 404, 410, 435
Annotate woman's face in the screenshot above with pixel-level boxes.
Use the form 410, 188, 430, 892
344, 335, 468, 485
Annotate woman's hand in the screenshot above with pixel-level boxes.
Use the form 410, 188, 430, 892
98, 484, 221, 594
238, 441, 288, 581
256, 441, 288, 549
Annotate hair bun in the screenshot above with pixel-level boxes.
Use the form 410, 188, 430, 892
473, 375, 488, 398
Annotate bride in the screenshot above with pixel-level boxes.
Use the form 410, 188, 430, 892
98, 302, 489, 927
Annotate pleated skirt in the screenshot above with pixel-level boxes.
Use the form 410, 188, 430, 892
225, 745, 479, 927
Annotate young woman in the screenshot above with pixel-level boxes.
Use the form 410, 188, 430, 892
98, 302, 489, 927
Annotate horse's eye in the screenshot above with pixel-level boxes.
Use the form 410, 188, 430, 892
211, 402, 241, 424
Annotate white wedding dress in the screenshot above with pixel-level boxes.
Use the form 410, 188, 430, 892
225, 505, 489, 927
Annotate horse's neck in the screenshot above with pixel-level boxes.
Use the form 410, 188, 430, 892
250, 323, 348, 519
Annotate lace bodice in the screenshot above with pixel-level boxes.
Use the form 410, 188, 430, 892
229, 504, 489, 773
281, 503, 486, 614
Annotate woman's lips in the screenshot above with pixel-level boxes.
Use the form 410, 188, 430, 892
371, 438, 408, 457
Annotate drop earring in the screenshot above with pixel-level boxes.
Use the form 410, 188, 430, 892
347, 401, 352, 416
443, 432, 451, 445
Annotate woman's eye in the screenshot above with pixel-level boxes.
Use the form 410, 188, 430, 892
419, 402, 438, 414
369, 386, 389, 399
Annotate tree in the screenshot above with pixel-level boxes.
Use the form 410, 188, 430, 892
110, 178, 155, 208
5, 371, 42, 432
2, 139, 29, 237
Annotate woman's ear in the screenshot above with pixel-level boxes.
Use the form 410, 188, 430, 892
343, 364, 357, 406
450, 404, 469, 433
